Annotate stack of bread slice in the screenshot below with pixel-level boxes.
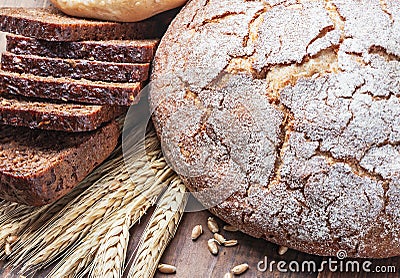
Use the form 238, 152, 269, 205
0, 7, 173, 206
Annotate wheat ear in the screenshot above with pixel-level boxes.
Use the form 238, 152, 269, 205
0, 201, 33, 221
18, 152, 169, 272
16, 129, 170, 276
0, 205, 48, 249
91, 215, 130, 278
9, 160, 125, 268
127, 176, 187, 278
10, 129, 159, 268
44, 167, 172, 278
7, 146, 126, 265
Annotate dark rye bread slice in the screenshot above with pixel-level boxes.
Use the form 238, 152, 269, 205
0, 121, 119, 206
0, 94, 126, 132
1, 52, 150, 83
0, 70, 141, 106
0, 7, 175, 41
6, 34, 159, 63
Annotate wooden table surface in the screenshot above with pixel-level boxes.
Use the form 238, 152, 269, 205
1, 0, 399, 277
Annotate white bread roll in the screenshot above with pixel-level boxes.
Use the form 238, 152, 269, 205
50, 0, 186, 22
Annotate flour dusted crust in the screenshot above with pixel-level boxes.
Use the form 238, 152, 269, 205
150, 0, 400, 258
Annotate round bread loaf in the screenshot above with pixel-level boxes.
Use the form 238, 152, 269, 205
50, 0, 187, 22
150, 0, 400, 258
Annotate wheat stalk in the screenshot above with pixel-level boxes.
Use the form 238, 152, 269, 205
0, 205, 48, 245
10, 129, 157, 267
0, 201, 40, 227
7, 146, 126, 265
44, 169, 171, 278
127, 176, 187, 278
11, 129, 175, 278
2, 124, 187, 278
0, 208, 44, 238
25, 158, 170, 270
89, 174, 179, 278
92, 215, 130, 278
19, 169, 166, 272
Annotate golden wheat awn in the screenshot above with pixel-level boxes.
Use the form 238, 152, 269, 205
0, 206, 48, 257
127, 176, 187, 278
89, 167, 175, 278
16, 131, 169, 273
46, 169, 170, 278
92, 215, 130, 278
8, 148, 126, 265
0, 201, 30, 219
0, 124, 188, 278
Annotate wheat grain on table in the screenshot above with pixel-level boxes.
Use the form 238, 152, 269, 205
0, 0, 399, 277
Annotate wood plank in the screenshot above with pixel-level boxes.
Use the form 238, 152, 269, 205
151, 209, 400, 278
154, 209, 322, 278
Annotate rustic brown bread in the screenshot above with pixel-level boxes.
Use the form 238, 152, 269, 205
0, 121, 119, 206
50, 0, 185, 22
1, 52, 150, 83
0, 94, 126, 132
150, 0, 400, 258
0, 70, 142, 106
6, 34, 159, 63
0, 7, 176, 41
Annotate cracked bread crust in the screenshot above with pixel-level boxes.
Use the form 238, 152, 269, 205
150, 0, 400, 258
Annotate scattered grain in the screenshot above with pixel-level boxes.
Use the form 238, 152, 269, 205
223, 225, 239, 232
278, 246, 289, 255
223, 272, 233, 278
224, 240, 238, 247
231, 263, 249, 275
158, 263, 176, 274
191, 225, 203, 240
214, 233, 226, 245
207, 239, 218, 255
207, 217, 219, 233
